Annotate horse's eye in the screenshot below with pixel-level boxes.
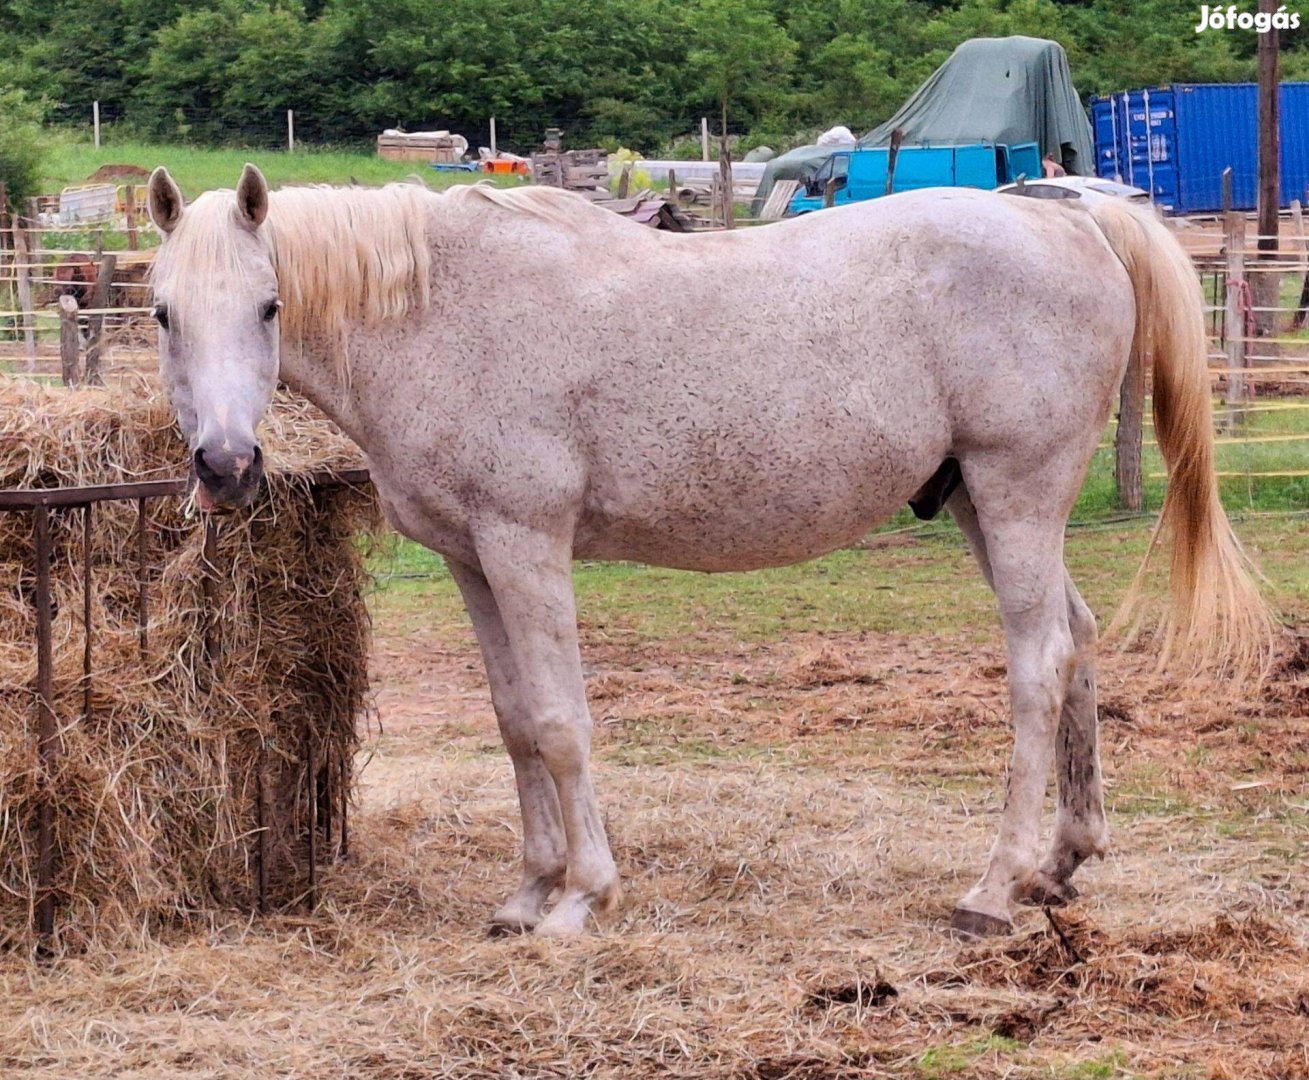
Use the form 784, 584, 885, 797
262, 299, 281, 323
153, 305, 170, 331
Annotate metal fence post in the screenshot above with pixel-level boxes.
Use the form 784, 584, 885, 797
33, 506, 57, 946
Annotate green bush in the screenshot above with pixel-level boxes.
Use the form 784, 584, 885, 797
0, 91, 48, 206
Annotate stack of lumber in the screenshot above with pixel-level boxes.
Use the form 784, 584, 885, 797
531, 149, 610, 197
377, 130, 468, 164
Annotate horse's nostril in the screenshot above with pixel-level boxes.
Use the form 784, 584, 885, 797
194, 447, 219, 485
195, 444, 263, 491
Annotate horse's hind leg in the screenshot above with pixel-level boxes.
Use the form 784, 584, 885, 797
945, 478, 1076, 936
448, 558, 568, 932
1022, 576, 1110, 906
949, 495, 1110, 909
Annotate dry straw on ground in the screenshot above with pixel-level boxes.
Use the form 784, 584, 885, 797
0, 377, 378, 951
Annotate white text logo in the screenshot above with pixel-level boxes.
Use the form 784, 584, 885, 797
1196, 4, 1300, 31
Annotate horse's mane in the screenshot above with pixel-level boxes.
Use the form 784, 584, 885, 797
268, 184, 433, 352
151, 180, 592, 369
443, 181, 594, 223
151, 182, 433, 362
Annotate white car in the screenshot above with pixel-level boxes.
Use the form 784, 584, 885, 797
996, 176, 1150, 204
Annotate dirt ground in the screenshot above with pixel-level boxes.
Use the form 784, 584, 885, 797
4, 593, 1306, 1079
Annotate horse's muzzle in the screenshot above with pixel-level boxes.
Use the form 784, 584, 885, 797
193, 443, 263, 511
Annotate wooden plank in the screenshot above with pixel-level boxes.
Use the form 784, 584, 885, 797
759, 179, 800, 220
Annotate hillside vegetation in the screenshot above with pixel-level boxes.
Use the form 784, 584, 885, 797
3, 0, 1303, 162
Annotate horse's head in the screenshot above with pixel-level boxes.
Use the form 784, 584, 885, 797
148, 164, 280, 511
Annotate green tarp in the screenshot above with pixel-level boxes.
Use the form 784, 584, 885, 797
752, 36, 1094, 213
861, 36, 1093, 173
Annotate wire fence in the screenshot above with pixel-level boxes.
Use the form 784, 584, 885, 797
46, 102, 749, 159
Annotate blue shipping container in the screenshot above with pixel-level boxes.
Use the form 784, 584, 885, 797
1090, 83, 1309, 214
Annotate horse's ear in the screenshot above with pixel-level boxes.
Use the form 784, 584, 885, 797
235, 163, 269, 231
147, 167, 184, 234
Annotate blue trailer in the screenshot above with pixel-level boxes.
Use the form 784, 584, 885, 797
1090, 83, 1309, 214
788, 141, 1042, 214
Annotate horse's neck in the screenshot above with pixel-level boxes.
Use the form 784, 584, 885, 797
276, 190, 428, 432
277, 339, 365, 448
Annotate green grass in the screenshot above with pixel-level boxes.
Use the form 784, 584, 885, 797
372, 539, 994, 643
916, 1035, 1026, 1078
40, 131, 522, 200
1079, 396, 1309, 517
1056, 1052, 1134, 1079
368, 514, 1309, 644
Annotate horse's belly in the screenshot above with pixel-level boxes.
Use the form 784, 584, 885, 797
573, 454, 931, 571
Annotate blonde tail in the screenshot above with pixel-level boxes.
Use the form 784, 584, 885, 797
1088, 200, 1274, 678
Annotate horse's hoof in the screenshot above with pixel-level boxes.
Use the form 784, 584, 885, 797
950, 907, 1013, 939
534, 891, 600, 937
487, 919, 533, 939
1018, 874, 1079, 908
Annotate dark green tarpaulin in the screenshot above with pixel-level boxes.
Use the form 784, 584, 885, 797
861, 37, 1093, 174
752, 36, 1093, 213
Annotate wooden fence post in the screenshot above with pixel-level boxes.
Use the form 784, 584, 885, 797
58, 295, 80, 386
83, 254, 116, 386
0, 182, 10, 350
1224, 205, 1248, 422
885, 129, 905, 196
1292, 191, 1309, 330
12, 211, 36, 369
123, 185, 139, 251
617, 162, 632, 199
719, 135, 734, 230
1114, 347, 1146, 511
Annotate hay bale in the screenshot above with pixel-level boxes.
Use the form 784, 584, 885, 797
0, 378, 379, 950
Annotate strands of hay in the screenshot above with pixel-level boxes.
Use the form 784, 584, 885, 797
0, 614, 1307, 1076
0, 377, 379, 950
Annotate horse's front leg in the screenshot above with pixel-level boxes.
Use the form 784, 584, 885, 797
448, 558, 567, 932
473, 522, 621, 936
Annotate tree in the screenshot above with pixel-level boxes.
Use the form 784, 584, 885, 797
1, 0, 196, 110
686, 0, 797, 140
0, 90, 47, 206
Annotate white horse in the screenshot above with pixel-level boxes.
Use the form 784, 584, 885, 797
146, 165, 1270, 938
